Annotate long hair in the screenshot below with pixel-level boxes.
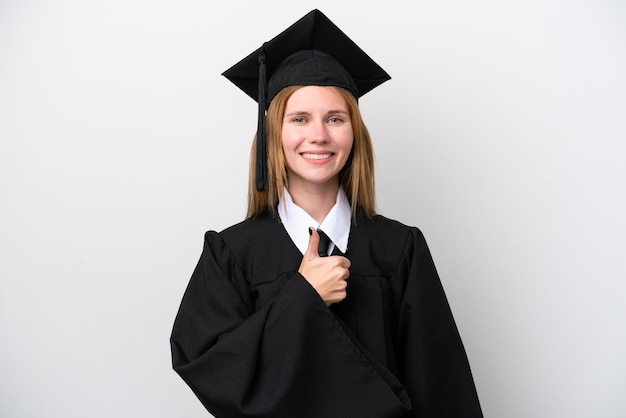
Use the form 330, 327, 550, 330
246, 86, 376, 219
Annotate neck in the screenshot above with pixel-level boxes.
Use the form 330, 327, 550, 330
287, 181, 339, 224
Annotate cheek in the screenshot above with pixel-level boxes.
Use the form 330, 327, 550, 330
340, 130, 355, 154
280, 130, 298, 170
280, 127, 297, 153
340, 132, 355, 166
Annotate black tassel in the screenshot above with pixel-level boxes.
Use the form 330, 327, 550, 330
256, 45, 268, 191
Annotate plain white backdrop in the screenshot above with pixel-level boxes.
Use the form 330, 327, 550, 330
1, 1, 625, 417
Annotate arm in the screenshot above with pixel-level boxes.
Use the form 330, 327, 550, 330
393, 228, 483, 418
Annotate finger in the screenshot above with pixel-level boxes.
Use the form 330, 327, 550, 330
303, 227, 320, 259
332, 256, 351, 269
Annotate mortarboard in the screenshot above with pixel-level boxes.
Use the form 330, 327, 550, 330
222, 9, 391, 191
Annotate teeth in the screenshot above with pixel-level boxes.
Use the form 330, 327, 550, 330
302, 153, 332, 160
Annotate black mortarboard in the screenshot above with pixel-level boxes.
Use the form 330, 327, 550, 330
222, 9, 391, 191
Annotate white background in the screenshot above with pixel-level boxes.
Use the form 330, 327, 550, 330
1, 1, 625, 417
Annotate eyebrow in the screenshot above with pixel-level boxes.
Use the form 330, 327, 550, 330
284, 109, 350, 117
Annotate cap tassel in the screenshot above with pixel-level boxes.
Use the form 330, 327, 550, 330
255, 45, 268, 191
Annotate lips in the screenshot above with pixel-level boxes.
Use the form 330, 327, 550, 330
301, 152, 333, 160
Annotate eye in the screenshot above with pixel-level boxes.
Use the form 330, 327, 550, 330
328, 117, 344, 124
292, 117, 306, 123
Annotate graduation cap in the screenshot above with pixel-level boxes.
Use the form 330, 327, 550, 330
222, 9, 391, 191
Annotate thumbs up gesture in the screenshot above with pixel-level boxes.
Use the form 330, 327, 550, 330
298, 228, 351, 306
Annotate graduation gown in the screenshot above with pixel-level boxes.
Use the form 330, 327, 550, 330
170, 213, 482, 417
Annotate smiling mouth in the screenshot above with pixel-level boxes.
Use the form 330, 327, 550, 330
301, 153, 333, 160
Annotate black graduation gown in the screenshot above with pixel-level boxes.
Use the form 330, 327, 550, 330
170, 214, 482, 418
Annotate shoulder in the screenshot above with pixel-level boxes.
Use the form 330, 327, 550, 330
356, 214, 425, 244
204, 214, 280, 248
218, 213, 279, 239
361, 214, 432, 258
203, 213, 292, 261
348, 214, 430, 275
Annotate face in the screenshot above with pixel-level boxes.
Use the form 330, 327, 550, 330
281, 86, 354, 193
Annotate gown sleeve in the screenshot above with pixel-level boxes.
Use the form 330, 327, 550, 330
170, 231, 411, 418
393, 228, 483, 417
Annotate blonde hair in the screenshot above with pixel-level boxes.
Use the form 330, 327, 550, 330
246, 86, 376, 219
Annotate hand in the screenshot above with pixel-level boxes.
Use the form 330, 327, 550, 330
298, 228, 351, 306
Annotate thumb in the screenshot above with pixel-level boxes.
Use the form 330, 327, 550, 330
303, 227, 320, 259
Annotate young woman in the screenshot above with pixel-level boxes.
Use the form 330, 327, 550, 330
171, 10, 482, 418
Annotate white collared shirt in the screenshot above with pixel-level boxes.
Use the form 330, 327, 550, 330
278, 187, 351, 255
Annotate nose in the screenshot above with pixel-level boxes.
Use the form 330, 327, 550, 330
307, 120, 329, 143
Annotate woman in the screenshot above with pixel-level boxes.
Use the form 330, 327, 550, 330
171, 10, 482, 418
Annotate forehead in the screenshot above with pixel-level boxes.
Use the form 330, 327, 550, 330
285, 86, 349, 111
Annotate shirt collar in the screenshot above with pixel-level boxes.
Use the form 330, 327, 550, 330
278, 186, 351, 255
